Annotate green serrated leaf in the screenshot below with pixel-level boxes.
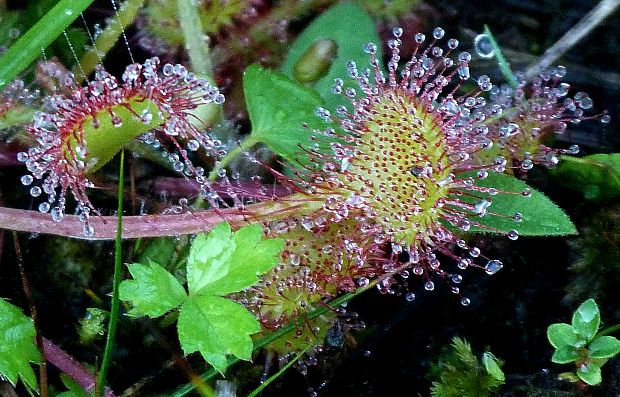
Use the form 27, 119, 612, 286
467, 172, 577, 236
588, 335, 620, 359
197, 295, 258, 358
119, 261, 187, 317
178, 295, 260, 374
135, 237, 178, 268
551, 347, 580, 364
281, 1, 382, 110
0, 299, 40, 394
121, 222, 283, 375
547, 323, 580, 349
187, 223, 236, 295
572, 299, 600, 341
552, 154, 620, 201
178, 298, 227, 373
183, 222, 282, 372
188, 222, 284, 296
243, 64, 328, 166
577, 363, 602, 385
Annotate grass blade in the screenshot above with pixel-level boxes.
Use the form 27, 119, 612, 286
0, 0, 93, 90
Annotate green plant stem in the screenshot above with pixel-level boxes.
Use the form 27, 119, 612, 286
76, 0, 146, 83
599, 323, 620, 336
207, 136, 259, 181
97, 149, 125, 397
246, 347, 309, 397
483, 25, 519, 89
175, 0, 213, 77
0, 0, 93, 90
174, 0, 222, 131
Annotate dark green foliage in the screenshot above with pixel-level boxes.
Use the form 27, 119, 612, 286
429, 337, 505, 397
552, 154, 620, 202
564, 206, 620, 318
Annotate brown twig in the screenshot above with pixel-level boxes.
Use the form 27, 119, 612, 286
525, 0, 620, 78
12, 231, 48, 397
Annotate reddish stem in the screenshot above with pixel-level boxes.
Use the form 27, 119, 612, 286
42, 338, 116, 397
0, 194, 316, 239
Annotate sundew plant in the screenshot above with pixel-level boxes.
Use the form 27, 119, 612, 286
0, 0, 617, 396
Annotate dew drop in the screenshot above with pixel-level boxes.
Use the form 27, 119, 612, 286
38, 202, 50, 213
83, 224, 95, 237
21, 175, 33, 186
457, 65, 470, 80
214, 93, 225, 104
460, 297, 471, 306
601, 114, 611, 124
357, 277, 369, 287
173, 161, 185, 172
30, 186, 42, 197
484, 259, 503, 275
521, 159, 533, 170
163, 64, 174, 76
513, 212, 523, 222
566, 144, 580, 155
364, 42, 377, 54
187, 139, 200, 151
51, 206, 64, 222
432, 27, 445, 39
507, 229, 519, 240
457, 258, 470, 269
405, 292, 416, 302
474, 34, 495, 58
8, 28, 20, 39
140, 109, 153, 124
424, 280, 435, 291
111, 115, 123, 127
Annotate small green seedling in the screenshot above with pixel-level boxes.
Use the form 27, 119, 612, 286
547, 298, 620, 385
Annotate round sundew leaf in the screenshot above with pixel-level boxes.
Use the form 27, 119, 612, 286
281, 1, 382, 110
462, 172, 577, 236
